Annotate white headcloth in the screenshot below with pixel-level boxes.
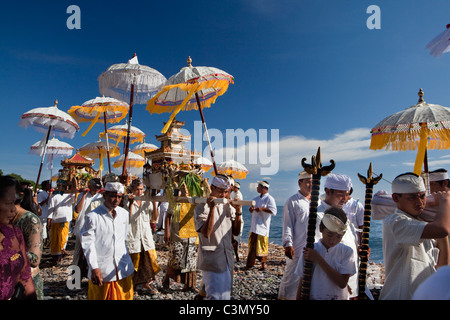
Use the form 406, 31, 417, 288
257, 180, 270, 189
429, 171, 449, 182
105, 182, 125, 194
324, 174, 352, 191
211, 175, 231, 189
298, 171, 312, 180
392, 173, 425, 194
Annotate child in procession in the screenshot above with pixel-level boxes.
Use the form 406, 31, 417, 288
295, 207, 356, 300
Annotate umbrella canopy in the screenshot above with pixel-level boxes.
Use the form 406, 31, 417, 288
98, 53, 166, 178
147, 56, 234, 134
194, 156, 214, 172
19, 100, 79, 191
68, 96, 129, 173
370, 89, 450, 174
213, 159, 249, 180
426, 23, 450, 57
146, 56, 234, 175
30, 136, 74, 184
68, 96, 129, 136
132, 142, 158, 157
79, 139, 120, 159
19, 100, 79, 139
98, 54, 167, 105
100, 122, 146, 145
113, 152, 145, 169
29, 136, 74, 157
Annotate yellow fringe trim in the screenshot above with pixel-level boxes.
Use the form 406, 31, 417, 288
146, 79, 232, 134
370, 128, 450, 151
68, 104, 129, 137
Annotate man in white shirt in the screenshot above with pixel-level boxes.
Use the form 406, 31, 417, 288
72, 178, 102, 277
81, 182, 135, 300
278, 171, 312, 300
380, 173, 450, 300
428, 168, 449, 194
47, 186, 76, 265
245, 180, 277, 270
194, 175, 242, 300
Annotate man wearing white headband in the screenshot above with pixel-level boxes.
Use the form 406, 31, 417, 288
428, 168, 449, 194
245, 180, 277, 270
294, 207, 356, 300
278, 171, 312, 300
315, 173, 360, 299
194, 174, 242, 300
81, 181, 135, 300
380, 172, 450, 300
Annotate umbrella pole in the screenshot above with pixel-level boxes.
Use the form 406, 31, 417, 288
34, 125, 52, 194
122, 83, 135, 181
195, 93, 218, 175
103, 112, 112, 173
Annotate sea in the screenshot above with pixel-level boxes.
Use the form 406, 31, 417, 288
240, 206, 384, 264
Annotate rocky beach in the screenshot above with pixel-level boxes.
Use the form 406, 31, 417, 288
40, 237, 385, 300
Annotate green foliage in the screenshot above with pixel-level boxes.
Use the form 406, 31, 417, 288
180, 172, 203, 197
0, 171, 36, 188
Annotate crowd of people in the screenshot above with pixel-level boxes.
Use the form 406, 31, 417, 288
0, 167, 449, 300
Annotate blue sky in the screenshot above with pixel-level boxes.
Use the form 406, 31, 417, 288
1, 0, 450, 204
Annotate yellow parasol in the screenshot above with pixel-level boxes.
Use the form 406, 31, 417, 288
213, 159, 249, 180
146, 56, 234, 175
113, 151, 145, 169
68, 96, 129, 172
132, 141, 158, 157
370, 89, 450, 175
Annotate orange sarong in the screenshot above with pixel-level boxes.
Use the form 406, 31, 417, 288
50, 222, 69, 255
88, 275, 134, 300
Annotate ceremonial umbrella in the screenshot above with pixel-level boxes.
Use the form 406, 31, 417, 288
29, 136, 74, 185
194, 156, 214, 173
426, 23, 450, 57
68, 96, 129, 173
132, 141, 158, 157
146, 56, 234, 175
78, 138, 120, 176
100, 122, 146, 153
98, 54, 166, 177
19, 100, 79, 192
113, 151, 145, 170
213, 159, 248, 180
370, 89, 450, 176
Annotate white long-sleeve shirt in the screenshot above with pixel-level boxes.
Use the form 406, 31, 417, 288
81, 204, 134, 282
125, 199, 156, 253
249, 193, 277, 237
282, 191, 310, 252
47, 193, 76, 223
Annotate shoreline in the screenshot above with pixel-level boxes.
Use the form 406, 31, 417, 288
40, 237, 384, 300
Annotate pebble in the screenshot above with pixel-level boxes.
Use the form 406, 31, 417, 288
40, 238, 385, 300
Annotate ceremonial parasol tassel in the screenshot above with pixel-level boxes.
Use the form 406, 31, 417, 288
300, 147, 335, 300
357, 163, 382, 299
